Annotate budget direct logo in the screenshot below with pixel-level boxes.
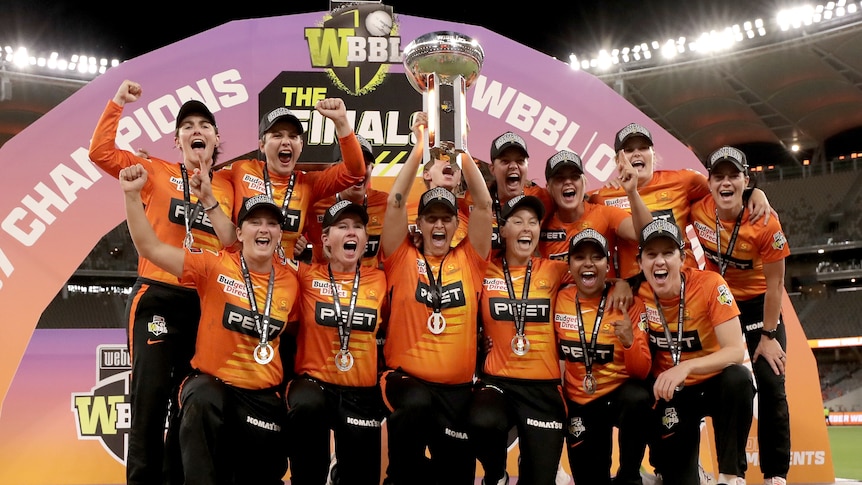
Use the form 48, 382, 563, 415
71, 344, 132, 465
305, 3, 402, 95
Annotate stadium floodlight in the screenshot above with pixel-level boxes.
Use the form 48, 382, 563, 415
661, 39, 677, 59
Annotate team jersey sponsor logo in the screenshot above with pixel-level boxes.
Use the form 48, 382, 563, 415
693, 221, 717, 244
313, 301, 378, 332
167, 197, 217, 235
647, 328, 704, 353
365, 234, 381, 257
71, 345, 132, 465
701, 247, 754, 270
716, 284, 734, 306
558, 337, 615, 364
482, 277, 508, 292
218, 274, 248, 299
222, 302, 286, 339
415, 281, 467, 309
488, 297, 552, 322
555, 312, 579, 330
603, 196, 630, 209
491, 226, 502, 249
247, 416, 281, 432
772, 231, 787, 250
526, 418, 563, 429
347, 416, 382, 428
540, 229, 567, 241
241, 174, 266, 193
306, 4, 401, 96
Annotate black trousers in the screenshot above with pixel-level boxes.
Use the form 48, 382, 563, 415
178, 373, 288, 485
286, 375, 387, 485
380, 369, 475, 485
648, 364, 754, 485
125, 279, 199, 485
738, 294, 791, 479
469, 375, 566, 485
565, 379, 652, 485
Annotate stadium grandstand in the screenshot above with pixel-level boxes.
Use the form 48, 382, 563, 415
3, 2, 862, 412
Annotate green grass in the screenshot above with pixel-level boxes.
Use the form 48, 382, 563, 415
829, 426, 862, 480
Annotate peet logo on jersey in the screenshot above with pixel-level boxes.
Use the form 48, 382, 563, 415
168, 197, 217, 235
647, 328, 704, 353
365, 234, 381, 257
71, 345, 132, 465
306, 4, 401, 96
540, 229, 567, 242
223, 302, 286, 339
416, 281, 466, 309
488, 297, 552, 322
314, 301, 378, 331
558, 338, 616, 364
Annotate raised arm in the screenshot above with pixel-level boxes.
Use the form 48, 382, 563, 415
316, 98, 366, 178
191, 157, 237, 248
618, 154, 653, 233
381, 112, 426, 257
462, 149, 492, 259
121, 164, 185, 278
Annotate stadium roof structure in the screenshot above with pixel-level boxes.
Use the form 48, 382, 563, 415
2, 17, 862, 169
591, 18, 862, 168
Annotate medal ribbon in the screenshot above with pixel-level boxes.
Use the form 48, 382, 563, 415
714, 208, 745, 277
262, 167, 296, 231
501, 257, 532, 338
327, 262, 362, 354
239, 254, 276, 350
179, 163, 203, 248
575, 285, 609, 377
423, 253, 449, 316
653, 274, 686, 367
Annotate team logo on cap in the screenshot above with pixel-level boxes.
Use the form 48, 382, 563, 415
617, 123, 651, 144
494, 132, 526, 151
709, 146, 747, 169
548, 150, 582, 170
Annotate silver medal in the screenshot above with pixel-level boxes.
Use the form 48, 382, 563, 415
335, 350, 355, 372
427, 312, 446, 335
183, 232, 194, 250
253, 343, 274, 365
276, 244, 287, 264
510, 335, 531, 356
583, 374, 597, 395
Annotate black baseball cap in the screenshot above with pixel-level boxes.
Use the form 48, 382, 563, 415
237, 195, 285, 226
706, 146, 748, 173
175, 100, 216, 131
569, 228, 610, 257
259, 107, 304, 138
545, 150, 584, 181
418, 187, 458, 216
499, 194, 545, 222
490, 131, 529, 160
322, 200, 369, 229
614, 123, 654, 152
332, 134, 374, 163
638, 219, 684, 254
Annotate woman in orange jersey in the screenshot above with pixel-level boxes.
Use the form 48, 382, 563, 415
210, 99, 366, 260
691, 146, 791, 485
88, 79, 235, 485
467, 194, 570, 485
555, 229, 651, 485
589, 122, 773, 281
286, 200, 389, 485
305, 135, 389, 268
635, 219, 754, 485
379, 112, 493, 485
120, 164, 298, 485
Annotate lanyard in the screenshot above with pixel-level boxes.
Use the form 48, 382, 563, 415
501, 257, 532, 337
327, 263, 361, 354
653, 274, 686, 367
423, 253, 449, 314
239, 253, 275, 359
262, 167, 296, 230
714, 208, 745, 277
575, 285, 609, 376
179, 163, 203, 250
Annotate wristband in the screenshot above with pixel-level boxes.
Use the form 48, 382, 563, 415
203, 201, 220, 212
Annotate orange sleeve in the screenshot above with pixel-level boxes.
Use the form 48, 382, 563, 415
88, 100, 150, 179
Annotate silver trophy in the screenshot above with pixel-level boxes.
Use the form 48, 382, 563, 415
403, 31, 484, 162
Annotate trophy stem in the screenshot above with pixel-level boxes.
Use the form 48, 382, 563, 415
424, 72, 439, 164
453, 75, 467, 151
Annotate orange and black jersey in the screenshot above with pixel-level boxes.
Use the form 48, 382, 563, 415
637, 267, 740, 386
306, 188, 389, 268
292, 262, 388, 387
554, 288, 650, 404
213, 134, 365, 252
181, 249, 299, 390
690, 197, 790, 301
538, 201, 630, 278
89, 100, 231, 287
382, 237, 489, 385
589, 169, 710, 279
480, 257, 569, 380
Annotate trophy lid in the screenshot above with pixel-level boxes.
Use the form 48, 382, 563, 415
403, 31, 485, 92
